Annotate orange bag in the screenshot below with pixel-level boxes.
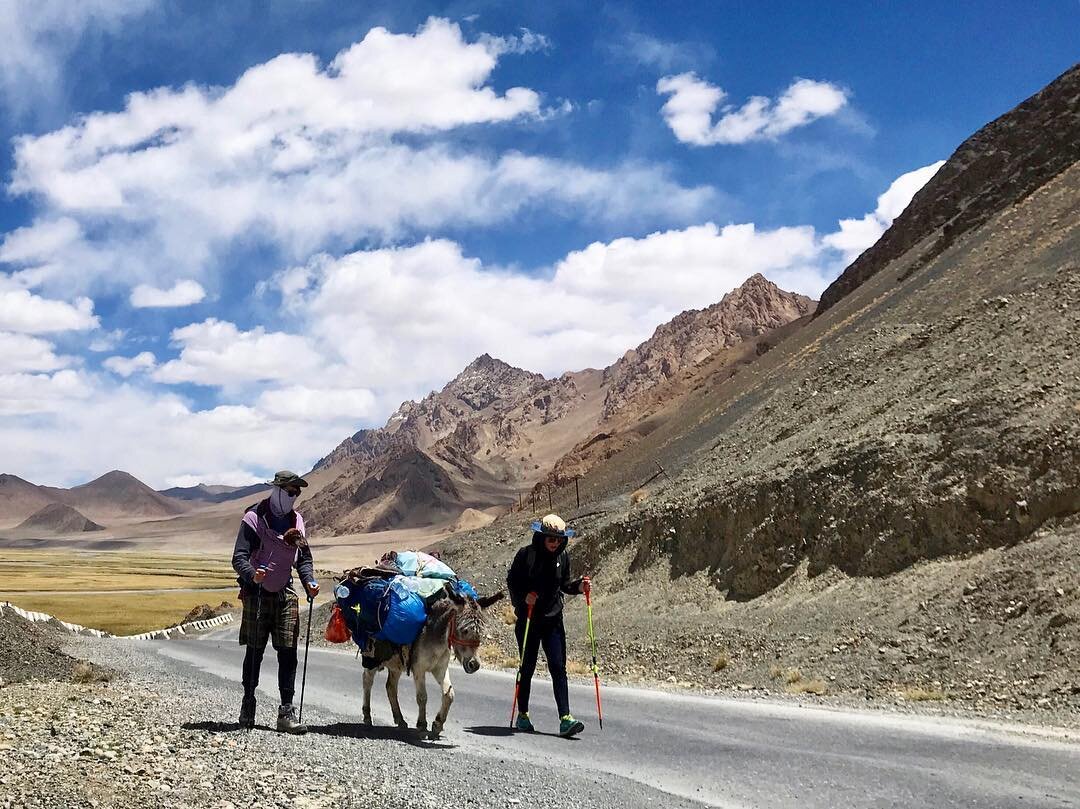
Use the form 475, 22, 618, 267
324, 603, 350, 643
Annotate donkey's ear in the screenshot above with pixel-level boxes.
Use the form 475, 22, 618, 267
478, 591, 505, 610
444, 581, 466, 605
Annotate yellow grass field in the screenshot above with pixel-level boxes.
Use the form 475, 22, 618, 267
0, 550, 237, 634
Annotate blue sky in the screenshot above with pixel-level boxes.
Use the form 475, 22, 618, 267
0, 1, 1075, 488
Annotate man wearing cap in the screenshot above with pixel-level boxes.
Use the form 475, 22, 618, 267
232, 471, 320, 733
506, 513, 589, 737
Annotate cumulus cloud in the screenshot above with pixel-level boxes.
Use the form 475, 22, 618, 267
0, 0, 155, 116
823, 161, 945, 263
0, 380, 361, 487
1, 18, 711, 297
256, 386, 379, 422
130, 280, 206, 308
0, 332, 71, 373
276, 223, 827, 395
103, 351, 157, 377
0, 369, 93, 415
153, 319, 326, 386
657, 73, 848, 146
0, 287, 98, 333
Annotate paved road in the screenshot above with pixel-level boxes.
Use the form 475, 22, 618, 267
157, 629, 1080, 809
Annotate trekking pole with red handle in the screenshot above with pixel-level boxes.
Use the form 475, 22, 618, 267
510, 595, 536, 728
584, 577, 603, 730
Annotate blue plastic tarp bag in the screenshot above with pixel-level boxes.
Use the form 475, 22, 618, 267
393, 551, 420, 576
336, 578, 389, 648
452, 578, 479, 599
374, 576, 428, 645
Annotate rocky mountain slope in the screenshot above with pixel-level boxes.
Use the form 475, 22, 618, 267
438, 63, 1080, 715
304, 277, 813, 535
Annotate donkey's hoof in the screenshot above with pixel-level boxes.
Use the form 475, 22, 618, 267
415, 721, 428, 732
394, 718, 409, 730
362, 715, 373, 727
430, 723, 444, 739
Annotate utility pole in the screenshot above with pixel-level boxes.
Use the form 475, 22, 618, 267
547, 485, 552, 511
575, 476, 580, 508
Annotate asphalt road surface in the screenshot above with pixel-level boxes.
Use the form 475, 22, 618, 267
159, 629, 1080, 809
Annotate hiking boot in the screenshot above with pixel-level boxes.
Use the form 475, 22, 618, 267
239, 695, 256, 729
514, 712, 534, 732
276, 704, 307, 735
559, 715, 584, 737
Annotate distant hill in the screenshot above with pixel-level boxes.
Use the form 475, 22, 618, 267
55, 470, 188, 522
159, 482, 270, 504
16, 503, 104, 534
0, 474, 60, 527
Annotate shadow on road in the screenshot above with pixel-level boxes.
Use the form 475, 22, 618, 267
310, 721, 456, 750
466, 725, 578, 741
183, 720, 244, 733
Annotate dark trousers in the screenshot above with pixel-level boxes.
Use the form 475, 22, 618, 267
515, 612, 570, 717
242, 645, 298, 705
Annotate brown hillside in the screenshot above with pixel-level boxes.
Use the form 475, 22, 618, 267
0, 474, 60, 528
16, 503, 104, 534
55, 470, 188, 521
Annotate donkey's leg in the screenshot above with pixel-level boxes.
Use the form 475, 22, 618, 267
386, 666, 408, 729
362, 666, 377, 726
414, 666, 429, 732
430, 656, 455, 737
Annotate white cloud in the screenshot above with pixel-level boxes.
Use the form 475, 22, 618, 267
103, 351, 157, 377
130, 280, 206, 308
0, 381, 360, 487
257, 386, 379, 422
278, 223, 826, 394
657, 73, 848, 146
479, 27, 551, 55
0, 369, 93, 415
87, 329, 127, 352
2, 18, 712, 296
0, 332, 71, 373
0, 287, 98, 333
153, 319, 326, 386
0, 162, 936, 488
824, 161, 945, 263
0, 0, 155, 116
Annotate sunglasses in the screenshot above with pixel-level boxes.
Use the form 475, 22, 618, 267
283, 487, 302, 497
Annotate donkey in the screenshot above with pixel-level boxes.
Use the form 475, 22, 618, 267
362, 585, 503, 737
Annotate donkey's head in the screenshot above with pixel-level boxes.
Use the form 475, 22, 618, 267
444, 585, 503, 674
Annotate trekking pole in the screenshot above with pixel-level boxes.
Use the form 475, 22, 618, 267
298, 592, 314, 723
509, 598, 536, 728
585, 582, 604, 730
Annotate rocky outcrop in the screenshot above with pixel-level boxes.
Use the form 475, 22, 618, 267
309, 278, 818, 534
602, 274, 814, 419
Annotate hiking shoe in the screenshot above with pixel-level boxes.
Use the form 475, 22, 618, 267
559, 715, 584, 737
276, 704, 307, 735
239, 695, 256, 729
514, 712, 534, 732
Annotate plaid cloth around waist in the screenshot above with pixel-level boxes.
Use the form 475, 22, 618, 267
239, 587, 299, 650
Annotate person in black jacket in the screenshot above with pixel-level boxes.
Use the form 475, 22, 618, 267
506, 513, 588, 737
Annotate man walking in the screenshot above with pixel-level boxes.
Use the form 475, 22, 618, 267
232, 471, 320, 733
506, 513, 588, 737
